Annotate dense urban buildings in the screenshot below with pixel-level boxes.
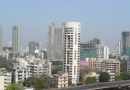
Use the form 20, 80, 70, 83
122, 31, 130, 56
63, 22, 81, 84
11, 57, 52, 83
80, 38, 109, 61
0, 26, 3, 51
89, 58, 120, 76
12, 25, 21, 52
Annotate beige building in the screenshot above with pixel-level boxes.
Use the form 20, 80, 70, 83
89, 58, 120, 76
51, 71, 68, 88
0, 68, 12, 90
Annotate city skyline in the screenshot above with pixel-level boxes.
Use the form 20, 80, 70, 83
0, 0, 130, 50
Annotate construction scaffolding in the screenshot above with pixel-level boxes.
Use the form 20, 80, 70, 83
80, 43, 98, 60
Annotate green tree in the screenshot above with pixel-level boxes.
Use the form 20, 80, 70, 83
122, 71, 130, 80
120, 60, 127, 72
68, 79, 72, 86
0, 56, 18, 71
52, 66, 63, 74
99, 72, 110, 82
6, 83, 22, 90
23, 77, 37, 87
52, 61, 62, 65
86, 77, 97, 84
115, 76, 122, 81
35, 73, 51, 90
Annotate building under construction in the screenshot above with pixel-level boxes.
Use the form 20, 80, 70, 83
122, 31, 130, 56
47, 23, 64, 61
80, 42, 98, 60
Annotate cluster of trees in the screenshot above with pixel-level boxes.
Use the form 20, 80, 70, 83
52, 61, 62, 65
52, 66, 63, 74
79, 68, 92, 83
23, 73, 51, 90
99, 72, 110, 82
6, 83, 23, 90
85, 77, 97, 84
0, 56, 17, 71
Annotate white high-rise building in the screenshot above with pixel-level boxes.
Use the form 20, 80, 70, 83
101, 46, 109, 60
63, 22, 81, 84
117, 41, 122, 55
26, 47, 29, 53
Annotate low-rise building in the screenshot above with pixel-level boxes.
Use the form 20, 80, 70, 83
0, 68, 12, 90
11, 58, 52, 83
51, 71, 68, 88
80, 58, 89, 70
107, 71, 115, 81
89, 58, 120, 76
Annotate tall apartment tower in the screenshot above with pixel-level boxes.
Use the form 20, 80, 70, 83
63, 22, 81, 84
122, 31, 130, 56
28, 41, 41, 54
117, 41, 122, 55
0, 26, 3, 51
28, 41, 36, 54
12, 25, 21, 52
47, 23, 63, 61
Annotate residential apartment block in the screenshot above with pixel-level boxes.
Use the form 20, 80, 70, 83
51, 71, 68, 88
63, 22, 81, 84
89, 59, 120, 76
0, 68, 11, 90
11, 57, 52, 83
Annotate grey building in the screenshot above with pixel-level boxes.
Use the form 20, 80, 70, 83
0, 26, 3, 51
28, 41, 41, 54
122, 31, 130, 56
47, 23, 64, 61
12, 25, 21, 52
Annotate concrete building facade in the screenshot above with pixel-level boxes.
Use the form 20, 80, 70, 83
11, 58, 52, 83
122, 31, 130, 56
0, 68, 12, 90
47, 23, 64, 61
51, 71, 68, 88
63, 22, 81, 84
101, 46, 109, 60
12, 25, 21, 52
89, 59, 120, 76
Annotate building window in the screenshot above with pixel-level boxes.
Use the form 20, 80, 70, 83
75, 51, 76, 60
75, 33, 77, 44
74, 66, 76, 75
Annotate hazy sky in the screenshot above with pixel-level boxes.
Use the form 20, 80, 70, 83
0, 0, 130, 50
